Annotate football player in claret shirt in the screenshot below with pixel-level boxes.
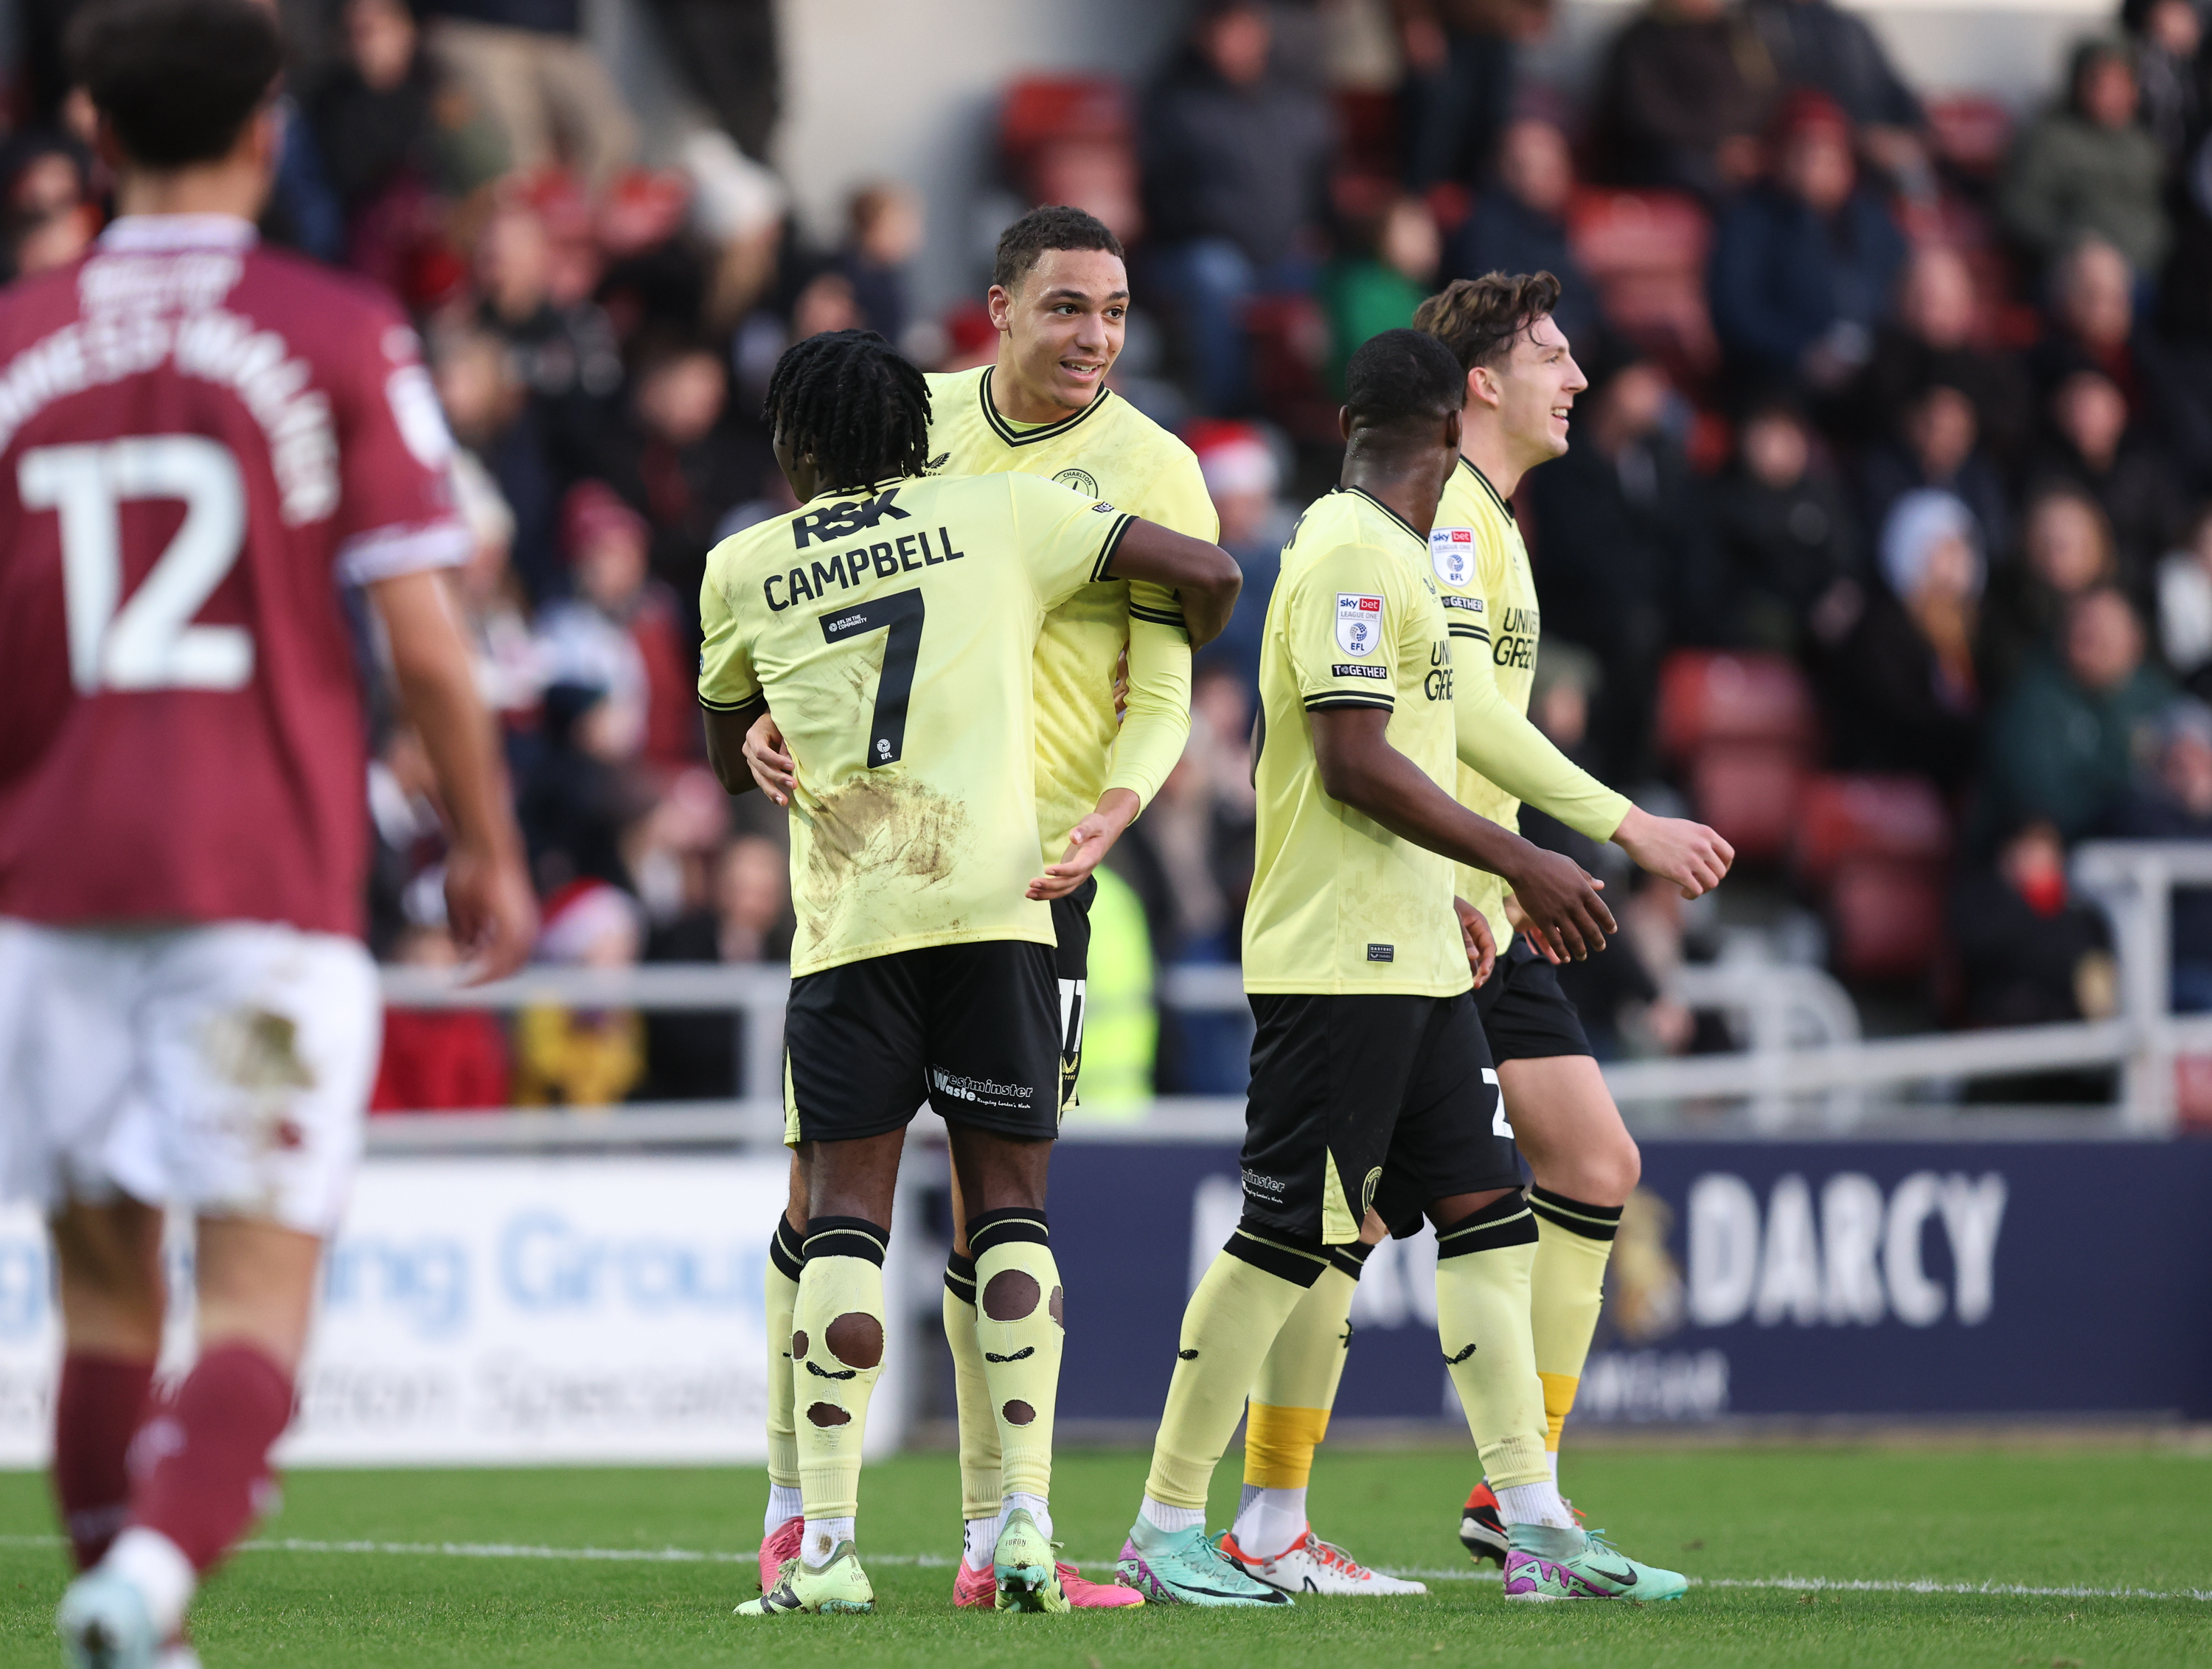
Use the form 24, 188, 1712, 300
701, 330, 1238, 1617
0, 1, 537, 1662
1218, 275, 1734, 1578
738, 207, 1226, 1605
1117, 330, 1686, 1609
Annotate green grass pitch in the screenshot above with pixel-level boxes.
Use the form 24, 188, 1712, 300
3, 1443, 2208, 1667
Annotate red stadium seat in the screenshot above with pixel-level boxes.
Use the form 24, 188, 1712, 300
1243, 292, 1339, 444
1565, 189, 1719, 375
1334, 88, 1401, 180
1001, 77, 1131, 161
1792, 774, 1951, 888
1686, 742, 1809, 863
1567, 189, 1712, 277
1826, 856, 1950, 982
1792, 776, 1952, 982
1655, 650, 1818, 762
1001, 78, 1141, 237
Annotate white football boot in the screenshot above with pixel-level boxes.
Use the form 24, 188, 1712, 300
1220, 1525, 1429, 1596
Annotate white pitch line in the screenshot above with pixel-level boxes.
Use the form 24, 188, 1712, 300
2, 1534, 2206, 1602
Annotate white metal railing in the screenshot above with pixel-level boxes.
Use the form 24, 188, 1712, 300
369, 840, 2212, 1142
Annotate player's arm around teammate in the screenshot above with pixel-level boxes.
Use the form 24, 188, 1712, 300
703, 331, 1234, 1618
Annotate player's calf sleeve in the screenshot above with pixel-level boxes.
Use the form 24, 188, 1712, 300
1434, 1194, 1550, 1492
126, 1342, 293, 1583
764, 1218, 804, 1500
1528, 1188, 1622, 1455
968, 1209, 1062, 1506
1144, 1227, 1321, 1513
792, 1217, 890, 1534
1242, 1245, 1366, 1491
942, 1251, 1003, 1523
52, 1352, 153, 1570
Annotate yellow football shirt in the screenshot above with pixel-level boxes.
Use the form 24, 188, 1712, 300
925, 365, 1217, 856
1430, 456, 1630, 951
698, 471, 1133, 976
1243, 488, 1470, 998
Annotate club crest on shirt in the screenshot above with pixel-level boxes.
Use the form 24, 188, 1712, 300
1430, 526, 1475, 588
1054, 467, 1099, 497
1336, 592, 1384, 655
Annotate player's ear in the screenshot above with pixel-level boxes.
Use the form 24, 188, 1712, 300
89, 112, 127, 175
1338, 405, 1352, 444
1444, 407, 1464, 454
986, 283, 1015, 334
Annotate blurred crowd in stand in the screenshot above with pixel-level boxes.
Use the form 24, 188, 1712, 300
14, 0, 2212, 1109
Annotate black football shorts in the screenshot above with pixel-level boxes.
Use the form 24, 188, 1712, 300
1236, 990, 1523, 1244
782, 938, 1062, 1145
1474, 937, 1594, 1061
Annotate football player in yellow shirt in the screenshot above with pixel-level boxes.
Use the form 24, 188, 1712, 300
708, 330, 1238, 1617
1217, 274, 1736, 1586
1119, 329, 1684, 1608
740, 211, 1220, 1606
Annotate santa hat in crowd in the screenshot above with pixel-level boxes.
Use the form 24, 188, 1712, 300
1184, 418, 1279, 499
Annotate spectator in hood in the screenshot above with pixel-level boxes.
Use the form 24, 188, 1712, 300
2000, 37, 2170, 279
1710, 91, 1908, 394
1816, 488, 1983, 792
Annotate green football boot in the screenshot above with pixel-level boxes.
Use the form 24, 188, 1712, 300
1502, 1523, 1689, 1602
737, 1541, 876, 1615
993, 1507, 1069, 1612
1116, 1519, 1293, 1607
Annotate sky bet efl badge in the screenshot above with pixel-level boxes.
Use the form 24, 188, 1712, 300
1431, 526, 1475, 588
1336, 592, 1384, 655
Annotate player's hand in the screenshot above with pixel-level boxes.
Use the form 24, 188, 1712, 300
1611, 804, 1734, 899
445, 842, 538, 984
744, 713, 796, 806
1454, 896, 1497, 988
1028, 788, 1140, 900
1505, 846, 1615, 962
1112, 647, 1131, 721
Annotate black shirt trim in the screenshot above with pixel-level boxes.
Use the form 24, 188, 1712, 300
1303, 694, 1395, 713
1340, 485, 1428, 551
1458, 456, 1514, 522
980, 366, 1115, 447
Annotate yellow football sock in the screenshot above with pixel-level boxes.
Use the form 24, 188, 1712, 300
792, 1217, 889, 1525
764, 1217, 803, 1494
941, 1252, 1001, 1522
1242, 1253, 1361, 1489
1528, 1187, 1623, 1455
1435, 1194, 1549, 1490
1144, 1231, 1323, 1511
969, 1210, 1065, 1504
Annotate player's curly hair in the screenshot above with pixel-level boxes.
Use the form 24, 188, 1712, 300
762, 330, 934, 493
992, 206, 1125, 293
1414, 272, 1564, 373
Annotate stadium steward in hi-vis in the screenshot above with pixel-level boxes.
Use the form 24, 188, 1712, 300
0, 0, 2207, 1661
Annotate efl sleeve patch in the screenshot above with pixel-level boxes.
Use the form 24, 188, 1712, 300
1430, 526, 1476, 588
1335, 592, 1385, 655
